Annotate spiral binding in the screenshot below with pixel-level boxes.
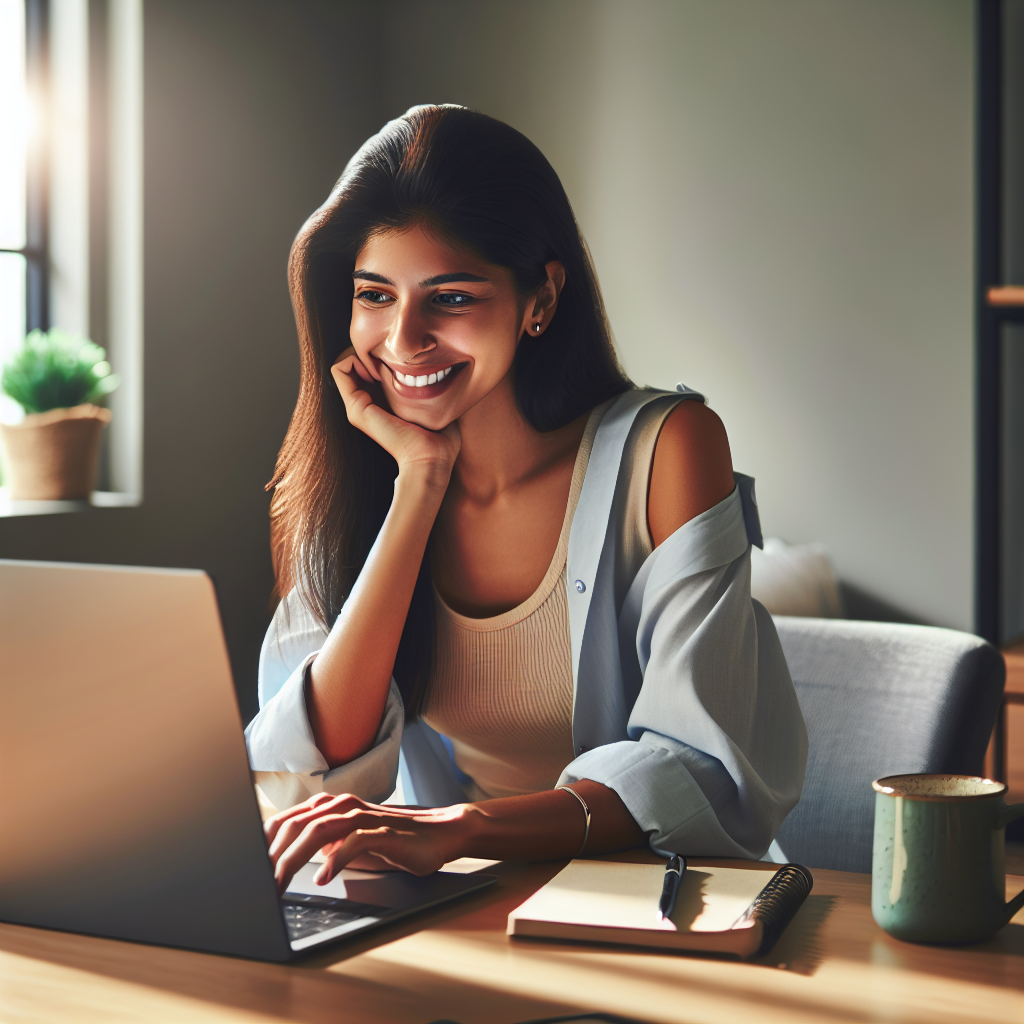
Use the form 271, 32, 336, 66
735, 863, 814, 957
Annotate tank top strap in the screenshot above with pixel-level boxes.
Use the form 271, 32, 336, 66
566, 387, 705, 681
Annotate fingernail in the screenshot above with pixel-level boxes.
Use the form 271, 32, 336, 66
314, 866, 328, 884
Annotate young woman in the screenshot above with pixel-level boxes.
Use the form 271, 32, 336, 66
246, 105, 806, 894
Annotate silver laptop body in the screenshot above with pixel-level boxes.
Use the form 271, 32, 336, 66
0, 559, 494, 961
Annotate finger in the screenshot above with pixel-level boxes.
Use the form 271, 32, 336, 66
331, 356, 372, 389
267, 794, 366, 860
264, 790, 352, 847
314, 827, 424, 883
350, 355, 375, 383
316, 821, 452, 881
331, 369, 430, 454
331, 354, 377, 406
271, 803, 394, 890
331, 361, 391, 433
331, 346, 377, 383
268, 801, 355, 864
331, 357, 370, 406
273, 814, 366, 894
263, 792, 335, 844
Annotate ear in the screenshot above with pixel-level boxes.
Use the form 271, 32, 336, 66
520, 261, 566, 338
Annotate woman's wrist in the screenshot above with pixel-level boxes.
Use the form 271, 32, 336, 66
453, 802, 490, 853
446, 792, 584, 862
438, 783, 647, 863
394, 460, 452, 501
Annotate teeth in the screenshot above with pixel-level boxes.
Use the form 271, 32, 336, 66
395, 366, 453, 387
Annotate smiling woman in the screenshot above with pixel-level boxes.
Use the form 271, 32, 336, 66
245, 105, 806, 893
349, 227, 542, 416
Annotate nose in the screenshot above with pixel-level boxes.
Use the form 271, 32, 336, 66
382, 302, 436, 364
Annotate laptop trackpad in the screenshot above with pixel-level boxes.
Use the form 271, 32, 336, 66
285, 862, 393, 903
284, 861, 493, 914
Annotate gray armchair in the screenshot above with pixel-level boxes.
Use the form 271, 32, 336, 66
773, 617, 1005, 873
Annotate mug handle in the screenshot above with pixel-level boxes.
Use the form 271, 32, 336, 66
995, 803, 1024, 925
995, 802, 1024, 830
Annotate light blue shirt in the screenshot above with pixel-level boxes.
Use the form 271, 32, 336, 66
245, 389, 807, 859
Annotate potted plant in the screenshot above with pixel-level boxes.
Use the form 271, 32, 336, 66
0, 330, 120, 500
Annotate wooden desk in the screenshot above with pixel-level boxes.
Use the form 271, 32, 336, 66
1, 857, 1021, 1024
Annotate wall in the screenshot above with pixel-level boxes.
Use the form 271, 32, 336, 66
380, 0, 975, 630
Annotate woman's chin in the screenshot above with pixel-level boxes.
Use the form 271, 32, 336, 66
390, 401, 457, 433
385, 384, 467, 432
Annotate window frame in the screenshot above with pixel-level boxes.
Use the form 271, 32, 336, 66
0, 0, 49, 334
0, 0, 143, 513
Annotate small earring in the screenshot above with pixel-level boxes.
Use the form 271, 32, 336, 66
533, 322, 542, 333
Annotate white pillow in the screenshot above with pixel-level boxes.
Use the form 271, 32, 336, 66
750, 537, 843, 618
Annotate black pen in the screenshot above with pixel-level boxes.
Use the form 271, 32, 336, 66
657, 855, 686, 921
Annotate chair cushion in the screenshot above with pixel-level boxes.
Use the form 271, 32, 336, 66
773, 617, 1005, 873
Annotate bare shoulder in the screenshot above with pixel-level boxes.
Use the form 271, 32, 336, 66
648, 399, 735, 547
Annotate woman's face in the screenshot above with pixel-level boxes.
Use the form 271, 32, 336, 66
349, 223, 540, 431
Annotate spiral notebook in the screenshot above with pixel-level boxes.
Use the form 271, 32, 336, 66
507, 860, 813, 959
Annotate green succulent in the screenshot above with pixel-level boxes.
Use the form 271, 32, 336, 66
1, 329, 120, 414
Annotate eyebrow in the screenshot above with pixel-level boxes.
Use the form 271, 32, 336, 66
351, 270, 489, 287
352, 270, 393, 284
419, 272, 489, 287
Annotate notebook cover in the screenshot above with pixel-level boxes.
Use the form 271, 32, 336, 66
507, 860, 812, 959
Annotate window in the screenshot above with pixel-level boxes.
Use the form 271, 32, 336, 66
0, 0, 143, 509
0, 0, 31, 397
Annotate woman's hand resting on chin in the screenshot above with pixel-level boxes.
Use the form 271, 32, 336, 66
300, 349, 462, 769
332, 348, 461, 482
266, 792, 471, 894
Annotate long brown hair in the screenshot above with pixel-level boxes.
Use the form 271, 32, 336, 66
270, 105, 631, 719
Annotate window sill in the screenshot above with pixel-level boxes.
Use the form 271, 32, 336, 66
0, 489, 140, 517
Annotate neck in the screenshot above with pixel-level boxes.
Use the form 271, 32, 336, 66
452, 374, 581, 503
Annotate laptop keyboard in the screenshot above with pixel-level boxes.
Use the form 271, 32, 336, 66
282, 893, 388, 942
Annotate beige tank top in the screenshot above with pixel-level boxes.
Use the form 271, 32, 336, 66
422, 395, 679, 801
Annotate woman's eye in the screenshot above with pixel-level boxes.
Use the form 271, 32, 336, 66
434, 292, 474, 307
357, 290, 392, 304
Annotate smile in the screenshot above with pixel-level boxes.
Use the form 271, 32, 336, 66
384, 361, 467, 400
392, 365, 454, 387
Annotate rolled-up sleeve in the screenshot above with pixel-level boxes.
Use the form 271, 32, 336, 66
244, 590, 405, 810
559, 493, 807, 859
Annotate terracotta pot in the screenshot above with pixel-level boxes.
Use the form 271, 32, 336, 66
0, 404, 112, 500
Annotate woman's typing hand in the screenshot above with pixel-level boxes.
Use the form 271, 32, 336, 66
266, 793, 470, 893
332, 348, 461, 485
264, 781, 648, 894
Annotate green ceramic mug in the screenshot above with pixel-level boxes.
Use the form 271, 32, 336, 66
871, 774, 1024, 944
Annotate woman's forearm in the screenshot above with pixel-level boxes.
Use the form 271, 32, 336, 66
266, 779, 648, 890
308, 465, 448, 766
458, 780, 647, 860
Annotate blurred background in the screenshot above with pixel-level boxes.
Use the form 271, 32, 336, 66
0, 0, 1020, 732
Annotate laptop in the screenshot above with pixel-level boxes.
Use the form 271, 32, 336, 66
0, 559, 496, 961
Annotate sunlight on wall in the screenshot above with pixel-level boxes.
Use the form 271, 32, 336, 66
49, 0, 90, 340
0, 0, 28, 376
106, 0, 144, 497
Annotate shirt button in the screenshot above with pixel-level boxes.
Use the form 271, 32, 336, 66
574, 579, 586, 593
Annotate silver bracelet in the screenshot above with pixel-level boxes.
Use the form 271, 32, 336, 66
556, 784, 591, 857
